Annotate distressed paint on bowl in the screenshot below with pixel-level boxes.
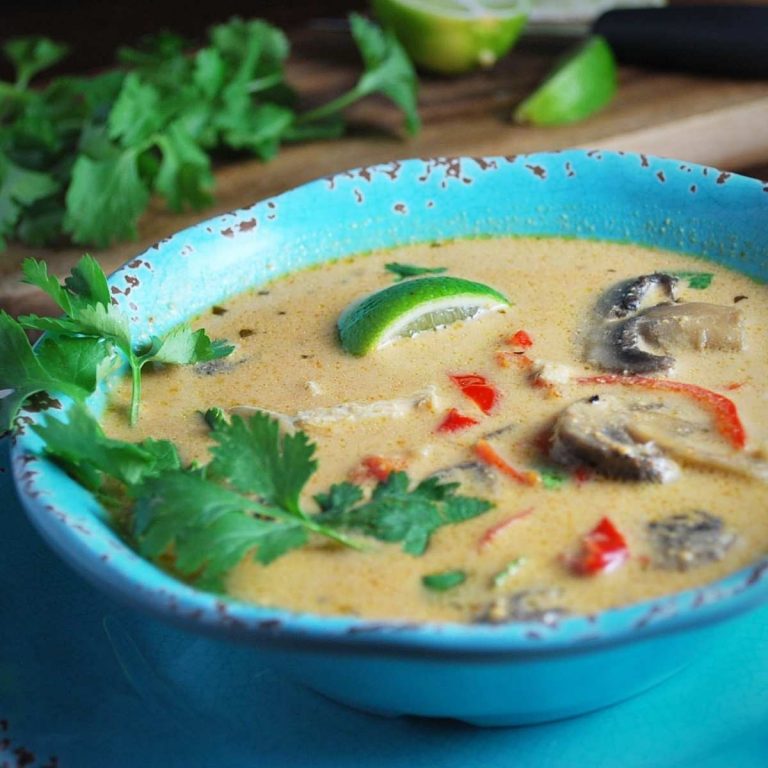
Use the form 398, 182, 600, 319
12, 151, 768, 726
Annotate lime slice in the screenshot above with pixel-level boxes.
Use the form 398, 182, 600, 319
372, 0, 530, 75
514, 35, 617, 126
338, 276, 510, 356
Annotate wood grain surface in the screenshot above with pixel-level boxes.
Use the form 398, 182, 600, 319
3, 27, 768, 316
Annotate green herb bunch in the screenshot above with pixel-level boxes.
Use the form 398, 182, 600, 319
0, 15, 420, 252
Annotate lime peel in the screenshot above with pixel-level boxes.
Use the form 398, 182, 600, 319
372, 0, 530, 75
338, 276, 510, 356
514, 35, 617, 126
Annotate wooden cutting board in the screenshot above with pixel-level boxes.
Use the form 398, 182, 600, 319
3, 29, 768, 316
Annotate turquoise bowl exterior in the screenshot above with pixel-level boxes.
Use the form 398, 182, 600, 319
12, 151, 768, 726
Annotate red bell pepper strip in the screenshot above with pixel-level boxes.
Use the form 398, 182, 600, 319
508, 329, 533, 348
569, 517, 629, 575
474, 439, 540, 486
449, 373, 500, 414
576, 375, 746, 449
437, 408, 479, 433
477, 507, 534, 551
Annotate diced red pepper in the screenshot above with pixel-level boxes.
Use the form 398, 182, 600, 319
474, 439, 540, 486
477, 508, 534, 551
577, 375, 746, 449
573, 467, 594, 485
350, 455, 407, 483
449, 373, 500, 414
569, 517, 629, 575
437, 408, 479, 433
508, 330, 533, 348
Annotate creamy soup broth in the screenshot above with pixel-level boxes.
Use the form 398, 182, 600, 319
105, 237, 768, 622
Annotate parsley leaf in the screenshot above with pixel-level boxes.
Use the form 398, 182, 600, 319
539, 466, 566, 490
17, 255, 232, 424
385, 262, 448, 282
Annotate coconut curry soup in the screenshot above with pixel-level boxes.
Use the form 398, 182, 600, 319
105, 237, 768, 624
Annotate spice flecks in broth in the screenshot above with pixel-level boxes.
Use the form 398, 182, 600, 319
104, 237, 768, 623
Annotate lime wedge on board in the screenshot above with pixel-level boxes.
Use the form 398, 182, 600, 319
514, 35, 617, 125
371, 0, 530, 75
338, 276, 510, 355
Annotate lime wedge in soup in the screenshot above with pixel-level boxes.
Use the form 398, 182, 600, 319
371, 0, 530, 75
514, 35, 617, 126
338, 275, 510, 355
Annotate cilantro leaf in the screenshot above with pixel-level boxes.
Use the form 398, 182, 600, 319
296, 15, 420, 135
349, 14, 421, 135
0, 311, 97, 432
64, 148, 150, 247
1, 19, 420, 252
422, 569, 467, 591
3, 37, 69, 88
0, 154, 60, 248
208, 411, 316, 516
153, 122, 214, 211
539, 466, 566, 490
385, 262, 448, 282
671, 271, 714, 290
17, 255, 232, 424
32, 404, 180, 492
318, 471, 492, 556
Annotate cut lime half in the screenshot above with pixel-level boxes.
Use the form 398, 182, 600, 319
338, 276, 510, 356
372, 0, 530, 75
514, 35, 617, 126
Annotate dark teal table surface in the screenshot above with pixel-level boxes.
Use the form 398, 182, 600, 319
1, 437, 767, 768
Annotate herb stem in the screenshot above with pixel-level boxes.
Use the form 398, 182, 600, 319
129, 359, 142, 426
296, 85, 365, 125
246, 73, 284, 93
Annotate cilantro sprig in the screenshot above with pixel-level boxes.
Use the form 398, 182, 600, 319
32, 406, 494, 591
0, 15, 419, 252
0, 255, 231, 430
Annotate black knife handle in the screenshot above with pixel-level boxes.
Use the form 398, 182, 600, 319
593, 6, 768, 78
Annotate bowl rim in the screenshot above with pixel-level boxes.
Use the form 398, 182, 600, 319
12, 149, 768, 658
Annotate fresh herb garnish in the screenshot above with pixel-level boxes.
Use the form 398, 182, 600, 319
422, 569, 467, 591
33, 406, 493, 590
0, 15, 419, 252
671, 271, 714, 290
316, 473, 492, 555
0, 255, 231, 430
384, 262, 448, 282
539, 466, 566, 490
492, 557, 526, 588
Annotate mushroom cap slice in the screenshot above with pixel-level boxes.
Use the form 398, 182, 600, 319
550, 395, 680, 482
603, 272, 679, 319
648, 510, 737, 571
634, 302, 744, 352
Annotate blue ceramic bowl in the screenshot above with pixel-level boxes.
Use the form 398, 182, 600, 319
12, 151, 768, 726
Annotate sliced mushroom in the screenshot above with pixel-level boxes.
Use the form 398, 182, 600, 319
428, 461, 497, 493
603, 272, 679, 319
632, 302, 744, 352
552, 394, 768, 482
647, 510, 737, 571
476, 587, 569, 625
550, 395, 680, 482
589, 272, 744, 374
